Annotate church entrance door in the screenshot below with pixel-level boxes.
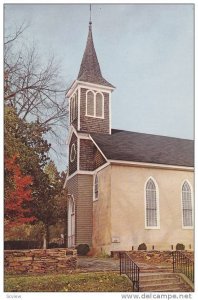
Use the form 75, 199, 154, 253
68, 195, 75, 248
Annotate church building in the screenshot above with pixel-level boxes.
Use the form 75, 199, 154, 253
65, 20, 194, 254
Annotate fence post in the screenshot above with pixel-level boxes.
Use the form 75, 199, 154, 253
172, 251, 175, 273
119, 252, 122, 275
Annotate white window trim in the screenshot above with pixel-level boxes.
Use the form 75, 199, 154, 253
93, 173, 99, 201
70, 93, 78, 123
95, 92, 104, 118
144, 176, 160, 230
86, 90, 94, 117
85, 90, 104, 119
181, 180, 193, 229
70, 143, 77, 163
70, 96, 73, 123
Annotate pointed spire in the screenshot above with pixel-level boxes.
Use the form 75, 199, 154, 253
89, 4, 92, 26
77, 17, 114, 88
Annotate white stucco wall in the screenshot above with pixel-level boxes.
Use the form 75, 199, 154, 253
110, 164, 194, 252
92, 163, 194, 254
92, 165, 112, 253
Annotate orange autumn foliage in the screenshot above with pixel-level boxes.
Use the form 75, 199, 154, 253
5, 154, 37, 227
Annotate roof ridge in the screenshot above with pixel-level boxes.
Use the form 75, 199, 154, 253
110, 128, 194, 141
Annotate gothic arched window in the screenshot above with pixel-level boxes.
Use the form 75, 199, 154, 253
182, 181, 193, 228
145, 178, 159, 228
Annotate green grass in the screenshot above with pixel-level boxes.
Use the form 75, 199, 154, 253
4, 272, 133, 292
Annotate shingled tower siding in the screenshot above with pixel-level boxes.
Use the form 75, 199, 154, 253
67, 175, 93, 246
80, 88, 110, 134
80, 139, 107, 171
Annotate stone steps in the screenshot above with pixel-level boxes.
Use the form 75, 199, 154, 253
140, 267, 172, 273
138, 262, 172, 272
140, 274, 180, 285
138, 272, 193, 292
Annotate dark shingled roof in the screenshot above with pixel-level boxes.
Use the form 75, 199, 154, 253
77, 23, 114, 88
91, 129, 194, 167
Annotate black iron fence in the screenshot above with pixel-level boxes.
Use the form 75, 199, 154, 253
120, 252, 140, 292
173, 251, 194, 283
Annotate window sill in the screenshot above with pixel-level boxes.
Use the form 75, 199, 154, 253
145, 226, 160, 230
182, 226, 193, 230
85, 114, 104, 119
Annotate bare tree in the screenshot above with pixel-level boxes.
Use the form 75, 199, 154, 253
4, 24, 69, 149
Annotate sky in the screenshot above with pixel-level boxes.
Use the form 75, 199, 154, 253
4, 3, 194, 171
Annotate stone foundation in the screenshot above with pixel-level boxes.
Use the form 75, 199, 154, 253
4, 248, 77, 274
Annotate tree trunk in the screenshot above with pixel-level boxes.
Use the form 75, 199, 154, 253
43, 224, 49, 249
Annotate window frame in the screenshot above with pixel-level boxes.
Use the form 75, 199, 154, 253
86, 90, 104, 119
70, 93, 78, 123
70, 143, 77, 163
181, 180, 193, 229
144, 177, 160, 229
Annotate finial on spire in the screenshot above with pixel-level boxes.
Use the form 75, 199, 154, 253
89, 4, 92, 26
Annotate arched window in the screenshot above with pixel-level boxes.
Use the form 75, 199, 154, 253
72, 96, 76, 121
86, 90, 104, 118
95, 93, 103, 117
182, 181, 193, 227
86, 91, 94, 116
70, 93, 77, 123
94, 175, 99, 200
145, 178, 159, 228
74, 93, 78, 119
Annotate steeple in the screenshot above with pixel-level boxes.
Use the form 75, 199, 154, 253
77, 21, 114, 88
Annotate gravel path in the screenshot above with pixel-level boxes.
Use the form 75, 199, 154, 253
77, 256, 119, 272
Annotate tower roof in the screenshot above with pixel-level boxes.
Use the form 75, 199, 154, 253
77, 22, 114, 88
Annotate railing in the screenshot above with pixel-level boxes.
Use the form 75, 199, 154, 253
173, 251, 194, 283
120, 252, 140, 292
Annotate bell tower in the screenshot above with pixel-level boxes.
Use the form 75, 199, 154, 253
66, 19, 115, 135
66, 14, 114, 248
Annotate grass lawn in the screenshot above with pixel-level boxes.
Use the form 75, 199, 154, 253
4, 272, 133, 292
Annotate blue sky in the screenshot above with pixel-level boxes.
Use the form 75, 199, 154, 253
4, 3, 194, 171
